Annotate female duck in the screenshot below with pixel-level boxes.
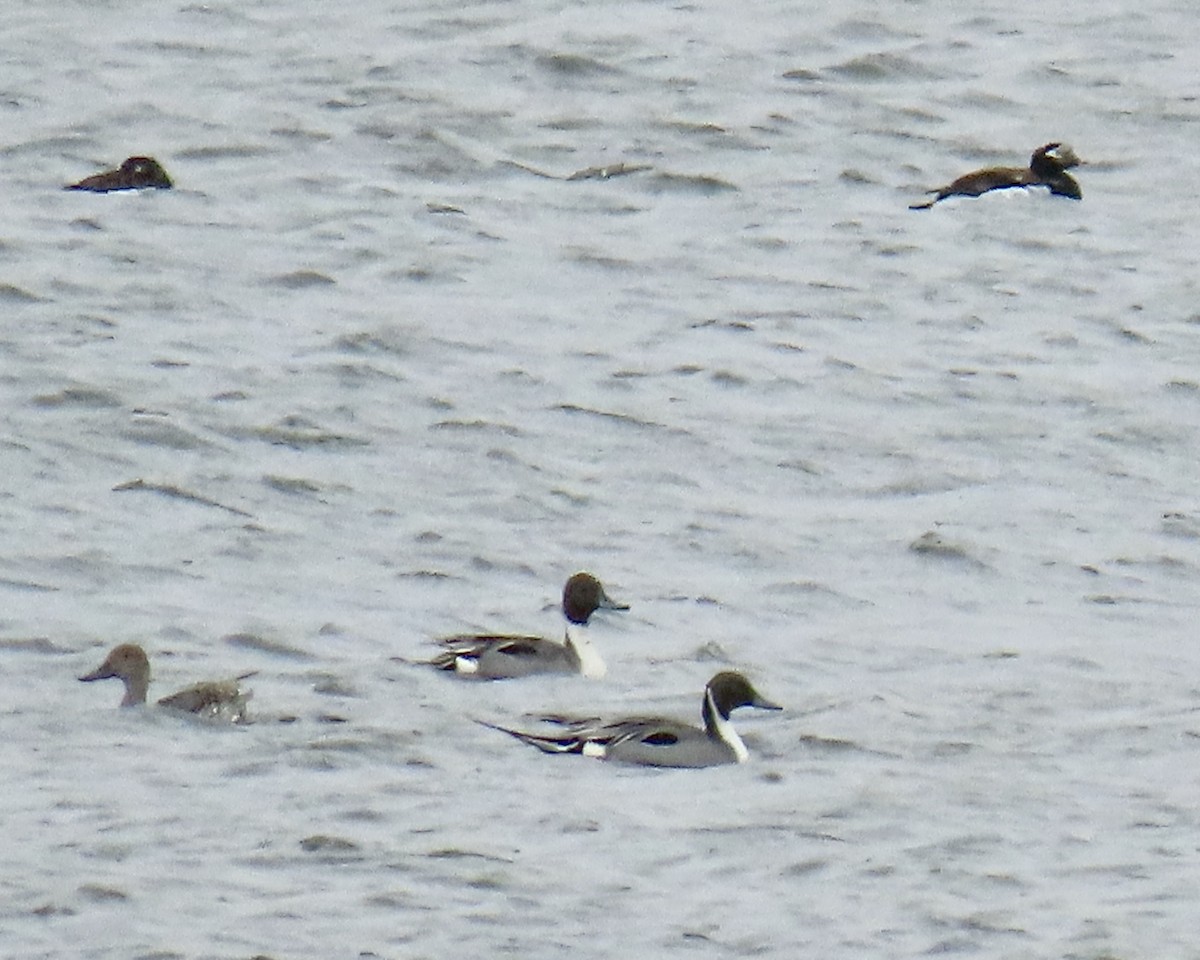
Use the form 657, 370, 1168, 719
430, 572, 629, 679
484, 671, 782, 767
79, 643, 253, 722
67, 156, 173, 192
910, 142, 1082, 209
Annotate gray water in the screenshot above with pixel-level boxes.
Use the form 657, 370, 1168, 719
4, 1, 1200, 957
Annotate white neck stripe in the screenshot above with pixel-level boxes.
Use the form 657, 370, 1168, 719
566, 624, 607, 679
706, 689, 749, 763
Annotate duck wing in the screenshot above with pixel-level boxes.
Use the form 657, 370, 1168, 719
533, 714, 695, 753
429, 634, 551, 670
157, 671, 255, 721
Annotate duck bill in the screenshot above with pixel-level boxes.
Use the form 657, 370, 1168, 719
78, 666, 114, 682
598, 589, 629, 612
751, 695, 783, 711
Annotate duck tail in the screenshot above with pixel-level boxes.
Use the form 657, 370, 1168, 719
476, 719, 586, 755
427, 650, 466, 671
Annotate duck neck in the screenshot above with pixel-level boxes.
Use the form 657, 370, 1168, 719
122, 673, 150, 707
564, 624, 606, 679
702, 689, 748, 763
1029, 153, 1059, 179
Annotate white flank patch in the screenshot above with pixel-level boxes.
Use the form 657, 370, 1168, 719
454, 656, 479, 675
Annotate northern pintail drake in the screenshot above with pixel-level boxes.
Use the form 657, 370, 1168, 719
910, 142, 1082, 209
79, 643, 253, 722
66, 156, 173, 193
484, 671, 781, 767
431, 572, 629, 679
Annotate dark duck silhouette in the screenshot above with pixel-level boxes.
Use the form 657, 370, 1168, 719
910, 143, 1081, 210
66, 156, 173, 193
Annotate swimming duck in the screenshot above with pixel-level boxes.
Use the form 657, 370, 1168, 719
79, 643, 253, 722
483, 671, 781, 767
66, 156, 173, 193
430, 572, 629, 679
910, 142, 1082, 209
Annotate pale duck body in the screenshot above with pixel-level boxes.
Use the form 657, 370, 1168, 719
431, 572, 628, 679
484, 671, 782, 768
79, 643, 254, 722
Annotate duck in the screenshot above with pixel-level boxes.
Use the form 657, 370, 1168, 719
66, 156, 173, 193
910, 142, 1082, 209
429, 572, 629, 679
79, 643, 253, 722
482, 671, 782, 767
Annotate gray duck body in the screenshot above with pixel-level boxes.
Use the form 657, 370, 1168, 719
431, 572, 628, 679
485, 671, 781, 768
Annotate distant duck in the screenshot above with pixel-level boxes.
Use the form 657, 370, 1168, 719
429, 572, 629, 679
66, 156, 173, 193
482, 671, 782, 767
910, 142, 1082, 209
482, 672, 782, 768
79, 643, 253, 722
